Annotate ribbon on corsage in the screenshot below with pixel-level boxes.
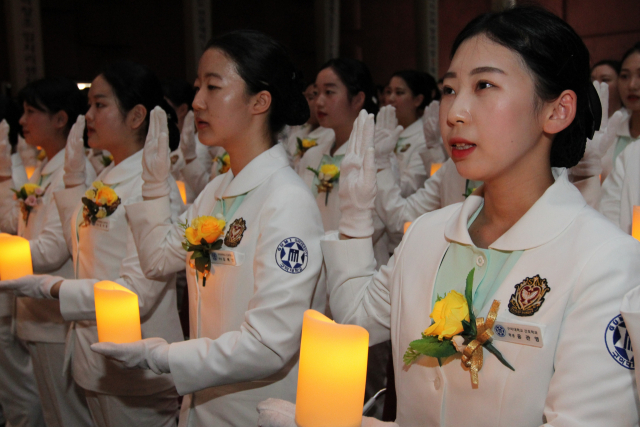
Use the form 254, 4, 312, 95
12, 183, 47, 224
81, 181, 121, 226
179, 215, 226, 287
403, 269, 514, 386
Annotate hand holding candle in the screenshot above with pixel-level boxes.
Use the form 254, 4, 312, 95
0, 234, 33, 279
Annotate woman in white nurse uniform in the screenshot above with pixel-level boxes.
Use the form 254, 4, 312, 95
89, 30, 325, 427
322, 7, 638, 427
0, 62, 185, 427
0, 78, 95, 427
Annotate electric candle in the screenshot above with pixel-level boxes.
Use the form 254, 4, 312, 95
176, 180, 187, 204
632, 206, 640, 241
430, 163, 442, 176
295, 309, 369, 427
25, 166, 35, 179
94, 281, 142, 344
0, 234, 33, 280
404, 222, 412, 234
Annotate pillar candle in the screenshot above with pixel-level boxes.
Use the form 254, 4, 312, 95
0, 234, 33, 280
94, 281, 142, 344
295, 309, 369, 427
633, 206, 640, 241
404, 222, 412, 234
176, 180, 187, 204
430, 162, 442, 176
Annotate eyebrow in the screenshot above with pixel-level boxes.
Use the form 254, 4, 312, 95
321, 83, 338, 88
92, 94, 107, 99
204, 72, 223, 79
442, 67, 506, 80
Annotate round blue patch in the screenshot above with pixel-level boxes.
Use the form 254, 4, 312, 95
494, 324, 506, 338
605, 314, 634, 370
275, 237, 308, 274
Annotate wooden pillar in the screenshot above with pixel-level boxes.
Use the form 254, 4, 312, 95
415, 0, 438, 78
315, 0, 340, 66
5, 0, 45, 92
184, 0, 212, 82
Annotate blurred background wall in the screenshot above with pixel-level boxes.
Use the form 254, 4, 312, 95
1, 0, 639, 96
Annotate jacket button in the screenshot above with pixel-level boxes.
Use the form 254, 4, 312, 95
476, 256, 485, 267
434, 377, 441, 390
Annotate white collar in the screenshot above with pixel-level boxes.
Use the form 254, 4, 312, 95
399, 118, 423, 139
102, 149, 143, 185
41, 148, 66, 176
444, 169, 586, 251
213, 143, 290, 200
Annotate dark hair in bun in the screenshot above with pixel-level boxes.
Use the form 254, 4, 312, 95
451, 6, 600, 168
320, 58, 379, 116
100, 61, 180, 152
206, 30, 309, 144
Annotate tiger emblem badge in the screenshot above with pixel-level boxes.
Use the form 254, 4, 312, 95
508, 275, 550, 317
224, 218, 247, 247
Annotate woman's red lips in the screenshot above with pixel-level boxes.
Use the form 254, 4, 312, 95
449, 137, 477, 160
628, 95, 640, 102
316, 112, 327, 119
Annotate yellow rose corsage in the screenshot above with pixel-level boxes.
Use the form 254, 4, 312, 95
307, 163, 340, 205
81, 181, 121, 226
179, 215, 227, 286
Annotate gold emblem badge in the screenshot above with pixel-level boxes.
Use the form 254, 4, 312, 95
508, 275, 550, 317
224, 218, 247, 247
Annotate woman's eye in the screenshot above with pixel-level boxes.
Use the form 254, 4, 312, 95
620, 74, 629, 80
207, 85, 218, 91
443, 86, 455, 95
477, 81, 494, 90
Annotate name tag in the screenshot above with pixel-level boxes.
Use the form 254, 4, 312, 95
492, 321, 543, 348
92, 219, 111, 232
210, 250, 243, 266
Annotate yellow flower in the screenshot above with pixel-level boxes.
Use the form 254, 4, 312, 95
424, 291, 470, 341
301, 138, 317, 149
319, 164, 339, 179
221, 153, 230, 165
93, 181, 104, 190
85, 189, 96, 200
96, 208, 107, 219
22, 183, 40, 196
37, 149, 47, 161
186, 216, 226, 245
95, 186, 118, 206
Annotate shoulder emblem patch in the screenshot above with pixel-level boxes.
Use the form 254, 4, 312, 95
605, 314, 634, 370
275, 237, 308, 274
224, 218, 247, 247
508, 275, 550, 317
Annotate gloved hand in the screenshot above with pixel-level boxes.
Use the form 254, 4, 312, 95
0, 120, 12, 178
180, 111, 197, 162
373, 106, 403, 170
63, 115, 87, 187
0, 274, 63, 299
338, 110, 377, 238
141, 107, 171, 199
90, 337, 171, 375
256, 399, 399, 427
422, 100, 442, 149
593, 80, 609, 130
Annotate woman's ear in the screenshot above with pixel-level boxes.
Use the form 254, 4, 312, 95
413, 94, 425, 109
351, 91, 365, 112
52, 110, 69, 131
128, 104, 148, 130
543, 90, 576, 135
251, 90, 272, 116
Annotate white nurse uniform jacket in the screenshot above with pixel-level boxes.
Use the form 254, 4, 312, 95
124, 144, 325, 427
394, 118, 428, 197
600, 140, 640, 234
322, 170, 640, 427
53, 150, 184, 396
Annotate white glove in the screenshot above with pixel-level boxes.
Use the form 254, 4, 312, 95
63, 115, 87, 187
0, 120, 12, 178
0, 274, 63, 299
90, 337, 170, 375
571, 109, 626, 178
180, 111, 197, 162
593, 81, 609, 130
373, 106, 403, 170
256, 399, 399, 427
422, 100, 441, 149
141, 107, 171, 199
338, 110, 377, 238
